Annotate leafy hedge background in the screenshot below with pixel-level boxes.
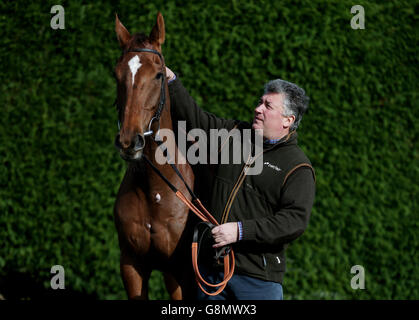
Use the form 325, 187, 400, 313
0, 0, 417, 299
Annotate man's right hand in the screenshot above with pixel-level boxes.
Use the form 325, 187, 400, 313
165, 66, 175, 82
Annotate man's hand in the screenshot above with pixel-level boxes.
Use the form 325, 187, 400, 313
165, 66, 175, 81
211, 222, 239, 248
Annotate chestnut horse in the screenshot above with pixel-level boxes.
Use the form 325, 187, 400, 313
113, 12, 195, 300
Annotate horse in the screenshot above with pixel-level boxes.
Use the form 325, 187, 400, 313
113, 12, 195, 300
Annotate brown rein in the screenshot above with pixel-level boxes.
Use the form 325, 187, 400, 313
120, 48, 234, 296
142, 138, 235, 296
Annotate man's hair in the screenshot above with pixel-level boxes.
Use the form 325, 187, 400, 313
263, 79, 309, 131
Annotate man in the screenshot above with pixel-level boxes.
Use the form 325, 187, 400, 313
165, 66, 315, 300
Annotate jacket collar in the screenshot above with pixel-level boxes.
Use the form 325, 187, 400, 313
263, 130, 298, 151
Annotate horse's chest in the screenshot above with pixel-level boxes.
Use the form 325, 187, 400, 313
116, 188, 187, 258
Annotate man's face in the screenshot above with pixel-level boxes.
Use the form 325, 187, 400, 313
252, 93, 294, 139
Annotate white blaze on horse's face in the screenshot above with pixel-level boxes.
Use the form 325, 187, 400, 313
128, 55, 142, 87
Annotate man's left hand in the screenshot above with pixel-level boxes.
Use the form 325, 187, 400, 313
211, 222, 238, 248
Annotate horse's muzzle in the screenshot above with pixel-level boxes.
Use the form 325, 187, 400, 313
115, 133, 145, 161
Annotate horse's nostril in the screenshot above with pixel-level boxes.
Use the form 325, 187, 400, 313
115, 134, 133, 150
133, 134, 145, 151
115, 133, 145, 152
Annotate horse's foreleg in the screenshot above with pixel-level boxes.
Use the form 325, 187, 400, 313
163, 272, 182, 300
120, 253, 150, 300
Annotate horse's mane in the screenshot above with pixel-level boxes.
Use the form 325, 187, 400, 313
127, 33, 151, 50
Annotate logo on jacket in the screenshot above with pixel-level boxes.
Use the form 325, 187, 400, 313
264, 162, 281, 172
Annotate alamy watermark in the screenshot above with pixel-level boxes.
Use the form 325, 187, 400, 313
350, 265, 365, 290
351, 5, 365, 29
50, 5, 65, 30
50, 265, 65, 289
154, 121, 264, 175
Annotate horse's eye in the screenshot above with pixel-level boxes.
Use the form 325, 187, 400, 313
156, 72, 163, 80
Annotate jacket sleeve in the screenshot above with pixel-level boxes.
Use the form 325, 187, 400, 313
168, 77, 239, 133
241, 166, 316, 246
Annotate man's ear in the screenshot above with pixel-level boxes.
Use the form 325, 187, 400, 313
283, 114, 296, 129
149, 12, 165, 50
115, 14, 131, 48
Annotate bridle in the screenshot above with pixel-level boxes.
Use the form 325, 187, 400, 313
117, 48, 166, 138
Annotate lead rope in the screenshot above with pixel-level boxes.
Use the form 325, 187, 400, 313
143, 141, 235, 296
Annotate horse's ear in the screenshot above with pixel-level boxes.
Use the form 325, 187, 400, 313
115, 14, 131, 48
149, 12, 165, 49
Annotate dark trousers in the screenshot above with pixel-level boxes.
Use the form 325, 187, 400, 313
196, 263, 283, 300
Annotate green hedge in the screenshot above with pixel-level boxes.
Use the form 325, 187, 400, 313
0, 0, 417, 299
